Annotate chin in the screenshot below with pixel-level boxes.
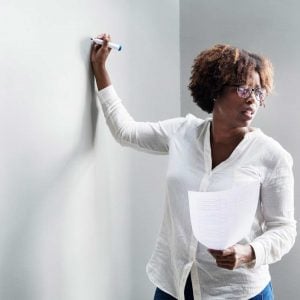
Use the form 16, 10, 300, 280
236, 119, 252, 129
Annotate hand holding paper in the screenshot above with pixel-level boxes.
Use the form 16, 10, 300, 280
208, 244, 255, 270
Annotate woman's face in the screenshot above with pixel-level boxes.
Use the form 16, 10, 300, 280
213, 70, 262, 129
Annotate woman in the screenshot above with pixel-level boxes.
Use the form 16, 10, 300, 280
91, 34, 296, 299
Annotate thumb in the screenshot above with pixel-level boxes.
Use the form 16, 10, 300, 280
222, 246, 235, 256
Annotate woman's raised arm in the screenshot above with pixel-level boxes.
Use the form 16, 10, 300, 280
90, 33, 188, 154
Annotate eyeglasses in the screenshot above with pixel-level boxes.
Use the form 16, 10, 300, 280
230, 85, 267, 106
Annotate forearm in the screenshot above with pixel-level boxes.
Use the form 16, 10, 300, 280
249, 155, 296, 268
249, 222, 296, 267
93, 66, 112, 91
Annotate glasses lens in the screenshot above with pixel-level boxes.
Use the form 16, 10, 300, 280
237, 86, 250, 98
255, 88, 266, 101
237, 86, 266, 103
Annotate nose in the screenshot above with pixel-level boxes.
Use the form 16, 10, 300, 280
245, 90, 257, 104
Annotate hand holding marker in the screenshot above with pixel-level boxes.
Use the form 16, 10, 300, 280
90, 37, 122, 51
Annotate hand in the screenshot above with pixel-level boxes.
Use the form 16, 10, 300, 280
208, 244, 255, 270
90, 33, 112, 72
90, 33, 112, 90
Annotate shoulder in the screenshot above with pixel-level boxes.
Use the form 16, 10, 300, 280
167, 114, 209, 146
181, 113, 207, 128
255, 130, 293, 167
175, 113, 208, 136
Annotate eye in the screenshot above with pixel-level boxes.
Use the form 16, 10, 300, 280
255, 88, 266, 99
237, 86, 249, 97
256, 90, 263, 97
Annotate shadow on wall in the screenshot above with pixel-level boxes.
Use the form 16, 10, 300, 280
0, 39, 99, 300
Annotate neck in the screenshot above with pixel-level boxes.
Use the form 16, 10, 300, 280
210, 119, 250, 144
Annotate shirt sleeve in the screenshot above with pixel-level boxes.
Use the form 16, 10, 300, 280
96, 85, 187, 154
249, 152, 297, 268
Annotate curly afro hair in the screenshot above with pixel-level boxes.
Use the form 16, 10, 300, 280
188, 44, 274, 113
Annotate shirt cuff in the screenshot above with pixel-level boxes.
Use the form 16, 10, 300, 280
96, 85, 119, 105
249, 240, 265, 268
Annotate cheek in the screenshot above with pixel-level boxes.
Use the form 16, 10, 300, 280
253, 103, 260, 115
214, 94, 242, 116
225, 101, 242, 115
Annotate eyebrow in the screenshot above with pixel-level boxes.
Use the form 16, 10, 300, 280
241, 84, 262, 89
230, 84, 262, 88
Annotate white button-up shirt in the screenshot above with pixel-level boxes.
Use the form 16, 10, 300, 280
97, 85, 296, 300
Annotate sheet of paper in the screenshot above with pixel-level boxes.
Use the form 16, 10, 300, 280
188, 181, 260, 250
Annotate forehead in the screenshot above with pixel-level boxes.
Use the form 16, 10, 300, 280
245, 70, 261, 87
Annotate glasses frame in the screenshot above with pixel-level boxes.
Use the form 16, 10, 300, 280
229, 84, 266, 107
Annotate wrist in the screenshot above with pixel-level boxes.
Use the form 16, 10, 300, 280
249, 245, 256, 260
93, 64, 107, 75
93, 67, 111, 90
245, 244, 255, 263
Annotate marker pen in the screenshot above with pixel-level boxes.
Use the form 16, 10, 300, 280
90, 38, 122, 51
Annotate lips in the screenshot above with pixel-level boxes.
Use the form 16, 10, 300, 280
241, 107, 255, 120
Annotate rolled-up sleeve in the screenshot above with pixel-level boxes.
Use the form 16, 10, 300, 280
96, 85, 186, 154
250, 153, 297, 268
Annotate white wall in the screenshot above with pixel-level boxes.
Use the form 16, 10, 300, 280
0, 1, 180, 299
180, 0, 300, 298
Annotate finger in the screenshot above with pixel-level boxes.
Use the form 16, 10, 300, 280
95, 33, 112, 42
216, 255, 235, 262
90, 43, 97, 60
94, 33, 108, 46
102, 33, 110, 41
217, 262, 235, 270
216, 259, 236, 267
216, 257, 237, 268
97, 33, 105, 39
209, 249, 232, 258
100, 35, 110, 50
93, 43, 101, 51
90, 43, 100, 57
222, 246, 235, 256
208, 249, 223, 256
94, 33, 112, 52
215, 256, 240, 270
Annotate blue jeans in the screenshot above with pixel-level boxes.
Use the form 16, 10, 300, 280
249, 282, 274, 300
154, 274, 274, 300
154, 273, 193, 300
